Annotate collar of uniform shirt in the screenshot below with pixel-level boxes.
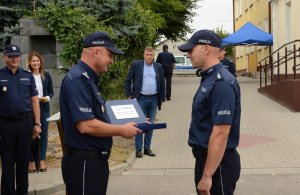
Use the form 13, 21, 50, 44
4, 66, 20, 74
78, 60, 100, 82
200, 63, 223, 78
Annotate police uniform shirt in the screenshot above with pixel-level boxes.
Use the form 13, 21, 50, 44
156, 51, 176, 71
59, 61, 112, 151
188, 63, 241, 149
221, 58, 236, 77
0, 67, 38, 116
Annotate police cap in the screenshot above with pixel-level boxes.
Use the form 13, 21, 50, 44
3, 44, 21, 56
178, 30, 222, 52
83, 31, 124, 55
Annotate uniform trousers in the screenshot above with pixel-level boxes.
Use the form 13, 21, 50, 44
163, 68, 173, 100
62, 148, 110, 195
0, 115, 33, 195
192, 148, 241, 195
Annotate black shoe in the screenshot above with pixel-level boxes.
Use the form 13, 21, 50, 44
144, 149, 156, 157
136, 150, 143, 158
167, 98, 171, 101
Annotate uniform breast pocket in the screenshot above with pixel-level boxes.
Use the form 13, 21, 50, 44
20, 81, 31, 97
194, 94, 209, 112
0, 83, 11, 96
94, 95, 110, 122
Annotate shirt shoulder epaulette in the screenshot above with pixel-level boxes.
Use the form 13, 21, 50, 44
215, 72, 224, 81
81, 71, 90, 80
20, 68, 32, 75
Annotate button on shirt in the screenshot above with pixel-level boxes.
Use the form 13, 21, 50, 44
0, 67, 38, 116
59, 61, 112, 151
141, 61, 157, 95
188, 63, 241, 149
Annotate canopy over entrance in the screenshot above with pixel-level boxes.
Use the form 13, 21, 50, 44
222, 22, 273, 46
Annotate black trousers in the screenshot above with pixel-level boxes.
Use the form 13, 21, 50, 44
62, 148, 110, 195
163, 69, 173, 100
0, 115, 33, 195
193, 148, 240, 195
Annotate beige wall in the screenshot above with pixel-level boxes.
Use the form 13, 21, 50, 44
233, 0, 270, 73
271, 0, 300, 74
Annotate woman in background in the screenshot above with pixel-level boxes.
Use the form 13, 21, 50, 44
27, 51, 54, 172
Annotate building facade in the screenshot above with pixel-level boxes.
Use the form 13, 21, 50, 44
233, 0, 270, 73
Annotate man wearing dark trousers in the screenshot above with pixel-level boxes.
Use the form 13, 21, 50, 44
178, 30, 241, 195
0, 44, 41, 195
125, 46, 165, 158
156, 44, 175, 101
59, 31, 141, 195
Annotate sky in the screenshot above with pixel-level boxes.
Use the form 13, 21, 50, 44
188, 0, 233, 37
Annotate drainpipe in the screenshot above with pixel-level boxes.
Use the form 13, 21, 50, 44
232, 0, 236, 67
268, 1, 273, 81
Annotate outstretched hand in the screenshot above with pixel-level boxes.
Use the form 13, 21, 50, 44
120, 122, 142, 139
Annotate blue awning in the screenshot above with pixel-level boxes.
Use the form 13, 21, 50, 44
222, 22, 273, 46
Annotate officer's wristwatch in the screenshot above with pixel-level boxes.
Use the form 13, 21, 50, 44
34, 122, 41, 127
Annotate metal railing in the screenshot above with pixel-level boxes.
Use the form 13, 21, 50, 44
259, 40, 300, 88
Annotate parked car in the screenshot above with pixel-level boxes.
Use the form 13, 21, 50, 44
174, 56, 201, 77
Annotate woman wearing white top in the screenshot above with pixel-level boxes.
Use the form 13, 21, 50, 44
26, 51, 54, 173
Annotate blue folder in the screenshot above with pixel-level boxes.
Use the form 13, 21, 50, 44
105, 99, 167, 132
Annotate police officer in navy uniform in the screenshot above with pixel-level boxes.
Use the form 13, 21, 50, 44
0, 44, 41, 195
178, 30, 241, 195
219, 45, 236, 77
156, 44, 176, 101
59, 31, 142, 195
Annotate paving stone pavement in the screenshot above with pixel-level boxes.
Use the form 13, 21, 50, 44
2, 75, 300, 195
107, 76, 300, 195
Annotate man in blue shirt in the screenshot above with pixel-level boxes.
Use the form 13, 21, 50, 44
178, 30, 241, 195
59, 31, 142, 195
125, 47, 165, 158
0, 44, 41, 195
156, 44, 176, 101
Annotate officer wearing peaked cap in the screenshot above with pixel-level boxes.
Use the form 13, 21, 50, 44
0, 44, 41, 194
178, 30, 241, 195
59, 31, 142, 194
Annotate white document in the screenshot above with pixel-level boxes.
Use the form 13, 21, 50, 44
111, 104, 139, 119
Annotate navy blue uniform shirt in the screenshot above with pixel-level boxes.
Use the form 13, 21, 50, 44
188, 63, 241, 149
59, 61, 112, 151
221, 58, 236, 77
0, 67, 38, 115
156, 51, 175, 71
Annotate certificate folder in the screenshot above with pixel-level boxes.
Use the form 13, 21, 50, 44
105, 99, 166, 131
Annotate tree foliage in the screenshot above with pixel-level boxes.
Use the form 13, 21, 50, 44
138, 0, 198, 41
215, 26, 234, 57
0, 0, 201, 99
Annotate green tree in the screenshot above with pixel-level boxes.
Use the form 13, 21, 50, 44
215, 26, 234, 57
138, 0, 198, 41
0, 0, 48, 49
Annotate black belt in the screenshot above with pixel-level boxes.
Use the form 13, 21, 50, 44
192, 147, 235, 158
0, 112, 33, 121
140, 93, 157, 97
66, 147, 110, 160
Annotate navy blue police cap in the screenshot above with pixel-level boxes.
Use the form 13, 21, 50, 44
178, 30, 222, 52
3, 44, 21, 56
83, 31, 124, 55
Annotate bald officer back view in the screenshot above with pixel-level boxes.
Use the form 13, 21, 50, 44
59, 31, 142, 195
